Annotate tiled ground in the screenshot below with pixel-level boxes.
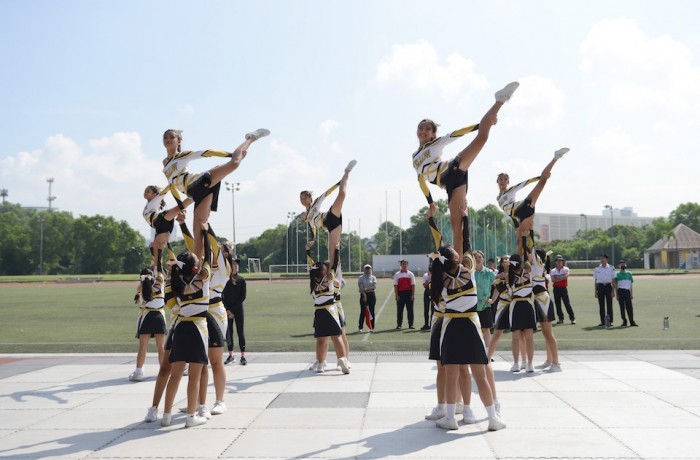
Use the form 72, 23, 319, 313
0, 351, 699, 459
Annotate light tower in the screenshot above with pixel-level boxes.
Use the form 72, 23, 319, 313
47, 177, 56, 211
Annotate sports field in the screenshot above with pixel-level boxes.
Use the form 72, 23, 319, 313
0, 275, 698, 354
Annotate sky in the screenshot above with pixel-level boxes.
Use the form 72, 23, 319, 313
1, 0, 699, 246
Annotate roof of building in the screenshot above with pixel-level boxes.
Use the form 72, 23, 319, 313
646, 223, 700, 252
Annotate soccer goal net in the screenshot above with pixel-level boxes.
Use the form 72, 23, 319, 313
268, 264, 309, 282
247, 258, 262, 273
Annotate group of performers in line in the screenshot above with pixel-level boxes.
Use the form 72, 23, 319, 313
127, 78, 569, 431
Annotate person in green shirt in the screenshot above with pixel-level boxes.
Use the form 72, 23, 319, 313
616, 259, 637, 327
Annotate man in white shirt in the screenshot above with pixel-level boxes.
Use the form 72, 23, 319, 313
593, 254, 616, 327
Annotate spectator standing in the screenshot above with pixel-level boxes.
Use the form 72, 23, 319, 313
357, 264, 377, 332
393, 259, 416, 329
616, 259, 637, 327
593, 254, 616, 327
223, 257, 247, 365
551, 255, 576, 325
421, 262, 433, 330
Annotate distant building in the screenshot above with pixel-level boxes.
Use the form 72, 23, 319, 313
534, 207, 656, 242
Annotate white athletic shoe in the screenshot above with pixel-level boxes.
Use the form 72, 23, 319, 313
316, 361, 327, 373
535, 361, 551, 370
198, 404, 212, 420
182, 364, 189, 376
495, 81, 520, 103
425, 405, 446, 421
436, 416, 459, 430
546, 363, 562, 372
245, 128, 270, 141
144, 406, 158, 422
520, 362, 527, 370
495, 400, 502, 417
462, 407, 477, 424
510, 362, 520, 373
185, 414, 207, 428
128, 368, 145, 381
554, 148, 569, 160
526, 363, 535, 373
337, 357, 350, 374
455, 402, 464, 414
488, 415, 507, 431
345, 160, 357, 174
160, 412, 172, 427
211, 401, 227, 415
309, 361, 319, 371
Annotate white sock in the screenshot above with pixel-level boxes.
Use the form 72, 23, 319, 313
445, 403, 456, 419
485, 404, 497, 418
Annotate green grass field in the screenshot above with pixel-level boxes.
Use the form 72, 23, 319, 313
0, 275, 698, 354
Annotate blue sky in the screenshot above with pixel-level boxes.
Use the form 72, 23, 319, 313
2, 0, 699, 245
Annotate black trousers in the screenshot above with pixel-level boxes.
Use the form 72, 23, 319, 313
553, 286, 576, 321
617, 288, 634, 323
226, 304, 245, 352
596, 283, 613, 324
358, 291, 376, 330
396, 291, 414, 327
423, 289, 433, 327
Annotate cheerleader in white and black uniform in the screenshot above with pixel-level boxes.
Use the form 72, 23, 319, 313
486, 256, 511, 362
429, 245, 505, 431
307, 242, 350, 374
162, 127, 269, 263
414, 82, 519, 258
161, 223, 212, 428
143, 186, 193, 268
507, 253, 536, 373
129, 258, 167, 382
300, 160, 357, 272
531, 248, 561, 372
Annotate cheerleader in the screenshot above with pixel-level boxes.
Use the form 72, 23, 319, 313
176, 221, 229, 418
506, 254, 536, 373
160, 223, 212, 428
143, 185, 193, 268
496, 148, 569, 257
306, 242, 350, 374
161, 127, 269, 262
531, 248, 561, 372
486, 256, 510, 362
414, 82, 519, 257
300, 160, 356, 271
129, 258, 167, 382
333, 275, 351, 369
429, 246, 505, 431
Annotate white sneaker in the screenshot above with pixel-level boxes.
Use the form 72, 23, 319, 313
455, 402, 464, 414
495, 81, 520, 103
160, 412, 172, 427
345, 160, 357, 173
535, 361, 551, 370
245, 128, 270, 141
462, 407, 477, 424
425, 406, 446, 421
510, 363, 520, 372
488, 415, 507, 431
182, 364, 189, 376
495, 401, 501, 417
316, 361, 327, 373
211, 401, 227, 415
358, 329, 364, 334
309, 361, 319, 371
546, 363, 562, 372
128, 368, 144, 381
554, 148, 569, 160
144, 406, 158, 422
436, 416, 459, 430
526, 363, 535, 373
520, 362, 527, 370
337, 357, 350, 374
185, 414, 207, 428
198, 404, 212, 420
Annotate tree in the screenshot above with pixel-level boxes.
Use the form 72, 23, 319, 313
669, 202, 700, 233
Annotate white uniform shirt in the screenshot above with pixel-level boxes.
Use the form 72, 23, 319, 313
594, 265, 616, 284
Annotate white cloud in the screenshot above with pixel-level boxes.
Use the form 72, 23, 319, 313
504, 75, 566, 130
580, 18, 700, 110
374, 40, 488, 101
177, 104, 194, 114
319, 119, 340, 135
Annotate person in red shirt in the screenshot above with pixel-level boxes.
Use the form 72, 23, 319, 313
393, 260, 416, 329
550, 255, 576, 324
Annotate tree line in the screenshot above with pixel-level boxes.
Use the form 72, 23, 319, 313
1, 201, 697, 275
